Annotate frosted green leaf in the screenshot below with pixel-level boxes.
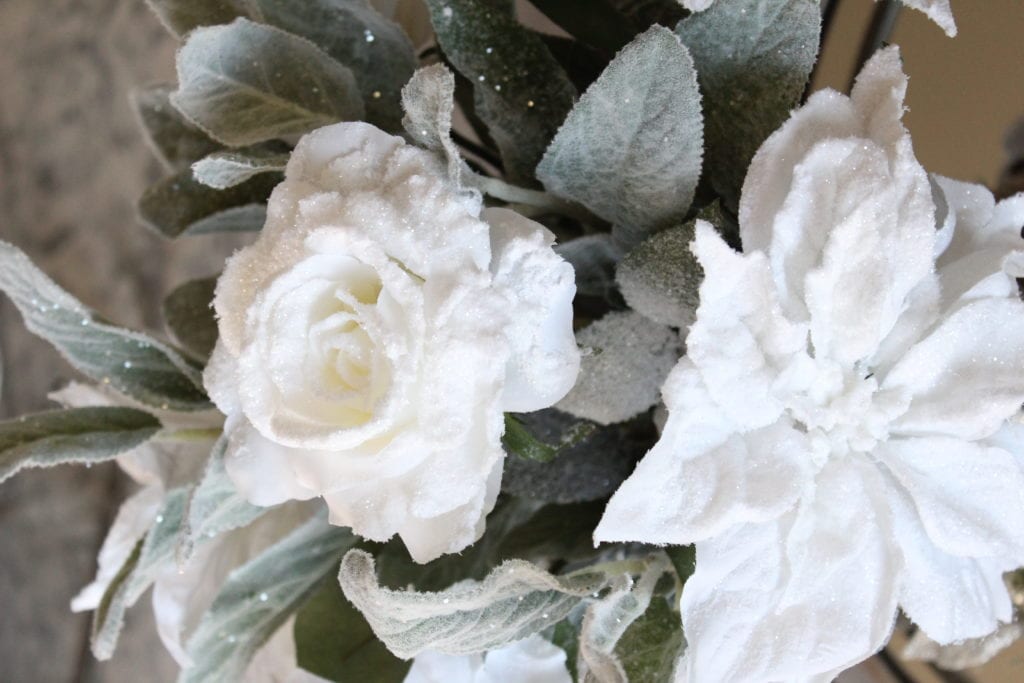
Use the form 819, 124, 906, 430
0, 407, 160, 484
133, 85, 223, 170
529, 0, 637, 55
139, 169, 278, 238
294, 578, 411, 683
180, 515, 357, 683
537, 26, 702, 249
556, 235, 624, 301
171, 18, 364, 146
191, 147, 289, 189
424, 0, 576, 182
616, 220, 703, 328
163, 277, 218, 361
0, 242, 209, 411
245, 0, 416, 132
401, 64, 464, 186
338, 549, 606, 658
578, 554, 672, 683
145, 0, 248, 37
614, 596, 684, 683
675, 0, 820, 207
92, 488, 190, 659
177, 435, 263, 564
557, 311, 681, 425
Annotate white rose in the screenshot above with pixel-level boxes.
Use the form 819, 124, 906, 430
403, 635, 572, 683
205, 122, 580, 563
595, 47, 1024, 682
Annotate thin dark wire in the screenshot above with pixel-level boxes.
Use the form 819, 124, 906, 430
849, 0, 902, 90
876, 648, 918, 683
451, 129, 505, 171
802, 0, 842, 102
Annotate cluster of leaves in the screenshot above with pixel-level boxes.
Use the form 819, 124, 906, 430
0, 0, 835, 681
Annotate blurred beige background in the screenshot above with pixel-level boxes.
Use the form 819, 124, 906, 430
0, 1, 1021, 681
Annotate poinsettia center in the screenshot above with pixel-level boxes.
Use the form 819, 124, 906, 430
788, 361, 901, 466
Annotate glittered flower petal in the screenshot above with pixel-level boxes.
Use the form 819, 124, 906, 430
595, 362, 810, 545
485, 207, 580, 413
887, 478, 1013, 644
687, 222, 809, 430
223, 418, 318, 507
881, 436, 1024, 561
680, 457, 899, 683
884, 298, 1024, 441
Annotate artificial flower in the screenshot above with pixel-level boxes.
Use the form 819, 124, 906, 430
403, 635, 572, 683
595, 47, 1024, 681
204, 121, 580, 563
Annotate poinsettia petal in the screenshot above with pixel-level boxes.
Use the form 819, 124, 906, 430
679, 456, 899, 682
883, 298, 1024, 440
886, 474, 1013, 644
595, 360, 811, 546
880, 436, 1024, 560
687, 222, 810, 431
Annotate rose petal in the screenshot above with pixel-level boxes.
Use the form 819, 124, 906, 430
484, 207, 580, 412
680, 457, 899, 682
886, 475, 1013, 644
880, 436, 1024, 560
883, 298, 1024, 440
223, 418, 318, 507
687, 222, 810, 430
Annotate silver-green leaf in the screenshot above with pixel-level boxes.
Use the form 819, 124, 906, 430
424, 0, 577, 183
675, 0, 820, 207
339, 549, 606, 658
0, 241, 209, 411
401, 64, 464, 186
92, 488, 190, 659
245, 0, 416, 133
537, 26, 703, 249
179, 514, 357, 683
145, 0, 248, 37
177, 435, 263, 564
163, 277, 219, 361
192, 148, 290, 189
0, 407, 161, 484
133, 85, 223, 170
616, 220, 703, 328
139, 168, 278, 238
171, 18, 365, 147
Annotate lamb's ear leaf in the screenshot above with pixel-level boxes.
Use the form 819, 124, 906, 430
163, 277, 219, 361
171, 19, 364, 147
424, 0, 577, 183
536, 27, 703, 249
138, 169, 277, 238
0, 407, 161, 484
144, 0, 249, 38
293, 577, 411, 683
0, 242, 209, 411
133, 85, 223, 170
675, 0, 821, 207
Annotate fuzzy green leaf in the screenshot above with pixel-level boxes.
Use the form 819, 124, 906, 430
294, 578, 411, 682
163, 277, 219, 360
191, 147, 289, 189
0, 241, 209, 411
133, 85, 223, 170
0, 407, 160, 484
145, 0, 248, 37
139, 169, 278, 238
537, 26, 703, 249
172, 18, 364, 146
425, 0, 576, 182
675, 0, 820, 207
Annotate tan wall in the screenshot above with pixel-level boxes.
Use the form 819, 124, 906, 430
813, 0, 1024, 187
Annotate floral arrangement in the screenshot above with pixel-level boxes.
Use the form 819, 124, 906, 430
2, 0, 1023, 681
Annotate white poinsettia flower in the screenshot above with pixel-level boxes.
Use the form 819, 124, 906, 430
403, 635, 572, 683
595, 47, 1024, 682
204, 121, 579, 563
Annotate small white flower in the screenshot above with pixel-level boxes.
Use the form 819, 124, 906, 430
205, 122, 579, 563
596, 48, 1024, 682
403, 635, 572, 683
